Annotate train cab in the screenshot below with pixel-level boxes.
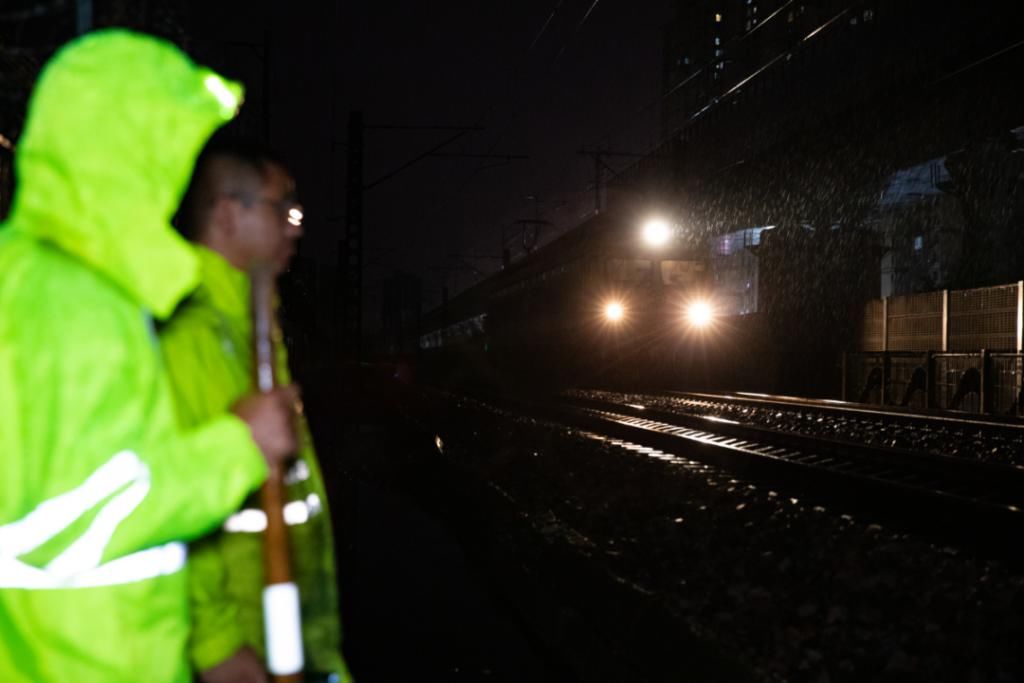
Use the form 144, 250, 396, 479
596, 216, 714, 339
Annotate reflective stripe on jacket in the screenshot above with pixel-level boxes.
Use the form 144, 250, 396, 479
0, 450, 185, 589
160, 246, 350, 680
0, 31, 266, 683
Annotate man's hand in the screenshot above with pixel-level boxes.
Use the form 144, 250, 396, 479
231, 385, 299, 469
199, 646, 269, 683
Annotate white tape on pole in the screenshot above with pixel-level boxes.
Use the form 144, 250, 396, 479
263, 581, 304, 675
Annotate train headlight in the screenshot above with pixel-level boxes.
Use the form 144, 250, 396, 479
604, 301, 625, 322
685, 300, 714, 328
642, 218, 671, 247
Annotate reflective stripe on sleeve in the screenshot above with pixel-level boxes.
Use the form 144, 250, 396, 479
0, 451, 144, 558
0, 451, 187, 588
45, 479, 150, 578
0, 542, 186, 589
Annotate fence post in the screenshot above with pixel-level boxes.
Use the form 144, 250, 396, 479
1017, 280, 1023, 353
881, 296, 888, 352
941, 289, 949, 352
981, 348, 990, 415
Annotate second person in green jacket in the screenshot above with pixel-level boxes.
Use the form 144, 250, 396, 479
159, 138, 352, 683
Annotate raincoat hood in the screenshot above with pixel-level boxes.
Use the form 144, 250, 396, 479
6, 29, 243, 318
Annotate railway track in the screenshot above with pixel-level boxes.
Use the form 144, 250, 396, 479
476, 389, 1024, 563
668, 390, 1024, 452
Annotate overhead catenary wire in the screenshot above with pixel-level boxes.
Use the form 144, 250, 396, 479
462, 2, 851, 267
596, 1, 881, 193
553, 0, 601, 63
420, 0, 622, 262
529, 0, 564, 52
594, 0, 798, 149
357, 0, 574, 258
389, 0, 604, 278
364, 1, 660, 304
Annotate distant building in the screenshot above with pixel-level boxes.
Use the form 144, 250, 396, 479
709, 225, 771, 315
871, 158, 965, 297
661, 0, 861, 140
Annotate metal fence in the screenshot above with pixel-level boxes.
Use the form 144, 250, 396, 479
886, 291, 942, 351
843, 350, 1024, 416
990, 353, 1024, 417
844, 352, 887, 405
948, 284, 1018, 352
889, 352, 930, 410
860, 282, 1024, 353
932, 353, 983, 413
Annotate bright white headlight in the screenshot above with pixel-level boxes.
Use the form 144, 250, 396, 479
604, 301, 625, 322
642, 219, 671, 247
686, 300, 713, 328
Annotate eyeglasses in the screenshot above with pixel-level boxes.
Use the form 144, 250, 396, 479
228, 193, 304, 227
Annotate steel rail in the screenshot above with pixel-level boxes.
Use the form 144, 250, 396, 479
475, 391, 1024, 564
671, 390, 1024, 432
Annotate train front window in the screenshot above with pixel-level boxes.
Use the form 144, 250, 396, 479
660, 260, 705, 286
606, 259, 653, 285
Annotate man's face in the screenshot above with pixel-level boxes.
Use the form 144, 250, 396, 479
234, 162, 302, 274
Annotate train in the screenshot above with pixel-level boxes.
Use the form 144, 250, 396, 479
419, 203, 723, 391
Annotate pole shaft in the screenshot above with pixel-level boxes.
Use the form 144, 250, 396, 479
251, 264, 303, 682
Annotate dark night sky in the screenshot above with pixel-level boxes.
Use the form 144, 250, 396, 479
190, 1, 673, 313
339, 1, 672, 302
341, 1, 674, 309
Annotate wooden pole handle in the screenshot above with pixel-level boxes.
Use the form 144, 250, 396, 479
251, 264, 304, 682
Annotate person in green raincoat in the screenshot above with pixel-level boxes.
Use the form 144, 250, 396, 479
0, 31, 300, 683
160, 138, 353, 683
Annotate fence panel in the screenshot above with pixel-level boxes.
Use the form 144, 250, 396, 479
858, 282, 1022, 353
844, 352, 885, 404
990, 353, 1023, 417
933, 353, 983, 413
887, 352, 929, 409
886, 291, 942, 351
948, 285, 1018, 352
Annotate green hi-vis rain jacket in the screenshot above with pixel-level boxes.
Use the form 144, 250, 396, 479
160, 246, 352, 681
0, 31, 268, 683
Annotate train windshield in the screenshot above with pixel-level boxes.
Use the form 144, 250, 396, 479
606, 259, 653, 284
660, 260, 705, 286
